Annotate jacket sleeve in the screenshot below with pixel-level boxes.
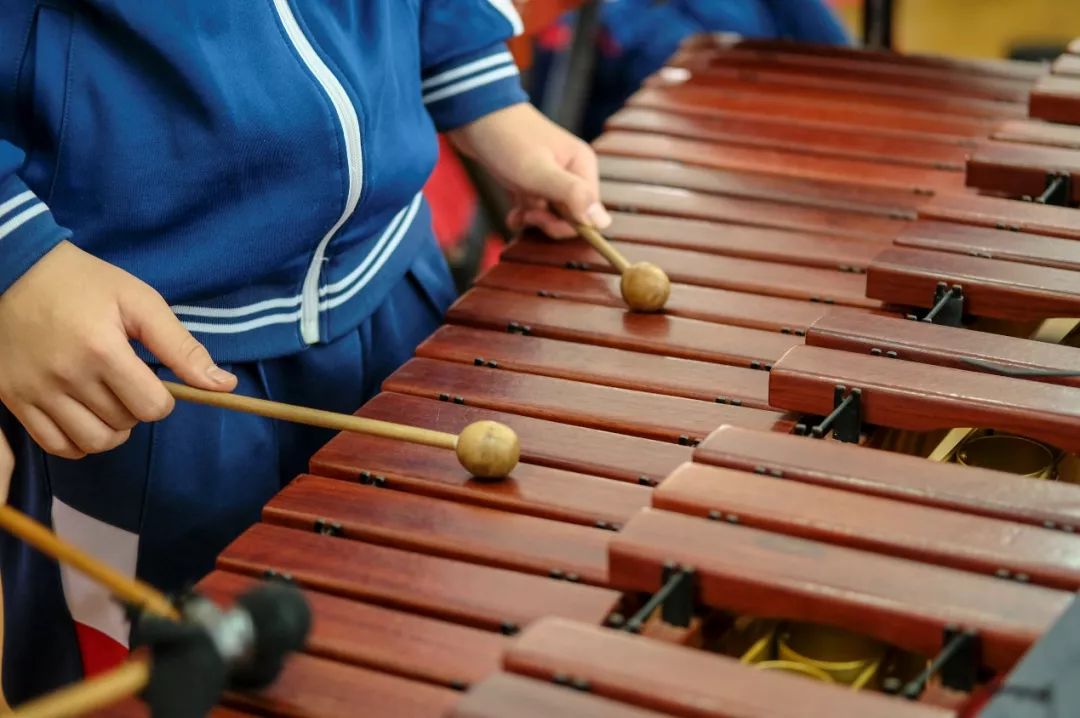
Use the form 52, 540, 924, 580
0, 1, 71, 297
0, 142, 70, 296
418, 0, 529, 131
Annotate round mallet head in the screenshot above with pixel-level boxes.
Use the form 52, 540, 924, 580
456, 420, 520, 480
620, 261, 671, 312
230, 582, 312, 689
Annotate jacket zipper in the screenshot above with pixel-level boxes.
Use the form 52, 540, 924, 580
271, 0, 364, 344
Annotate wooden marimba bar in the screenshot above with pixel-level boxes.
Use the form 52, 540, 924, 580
98, 36, 1080, 718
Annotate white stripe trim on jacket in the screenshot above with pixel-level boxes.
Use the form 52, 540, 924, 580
421, 51, 515, 91
485, 0, 524, 36
423, 65, 520, 105
175, 194, 422, 335
0, 202, 47, 242
0, 190, 36, 222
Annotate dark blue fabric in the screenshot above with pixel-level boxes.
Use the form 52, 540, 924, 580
0, 1, 523, 361
0, 235, 455, 703
0, 410, 82, 706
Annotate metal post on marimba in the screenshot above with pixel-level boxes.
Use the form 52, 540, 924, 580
863, 0, 895, 51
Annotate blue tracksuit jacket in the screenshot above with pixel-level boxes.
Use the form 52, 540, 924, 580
0, 0, 527, 362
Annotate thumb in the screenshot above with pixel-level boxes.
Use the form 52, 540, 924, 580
518, 154, 612, 229
121, 287, 237, 392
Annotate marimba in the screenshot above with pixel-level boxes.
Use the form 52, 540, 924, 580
99, 35, 1080, 718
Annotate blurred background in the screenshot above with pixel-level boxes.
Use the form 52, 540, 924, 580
832, 0, 1080, 60
427, 0, 1080, 291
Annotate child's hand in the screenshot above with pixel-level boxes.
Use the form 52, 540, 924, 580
0, 241, 237, 459
0, 429, 11, 504
447, 103, 612, 239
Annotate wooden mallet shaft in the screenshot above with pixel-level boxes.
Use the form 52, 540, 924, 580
164, 382, 520, 479
165, 381, 456, 450
0, 506, 178, 620
574, 224, 671, 312
13, 659, 150, 718
576, 224, 630, 273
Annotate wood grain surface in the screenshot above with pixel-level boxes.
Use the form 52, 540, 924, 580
769, 345, 1080, 452
609, 509, 1071, 671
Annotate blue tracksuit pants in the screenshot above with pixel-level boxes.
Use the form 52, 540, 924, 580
0, 235, 456, 703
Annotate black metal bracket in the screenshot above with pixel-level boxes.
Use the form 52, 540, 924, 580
1034, 172, 1073, 207
906, 282, 964, 327
622, 563, 696, 634
796, 385, 862, 444
900, 626, 981, 699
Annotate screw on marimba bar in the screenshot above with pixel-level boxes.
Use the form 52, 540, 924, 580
473, 357, 485, 366
507, 322, 532, 335
549, 568, 565, 580
450, 681, 467, 692
313, 519, 343, 537
358, 472, 387, 487
500, 621, 520, 636
570, 678, 592, 692
263, 569, 295, 584
552, 673, 570, 686
637, 475, 657, 487
565, 573, 581, 583
605, 613, 626, 629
